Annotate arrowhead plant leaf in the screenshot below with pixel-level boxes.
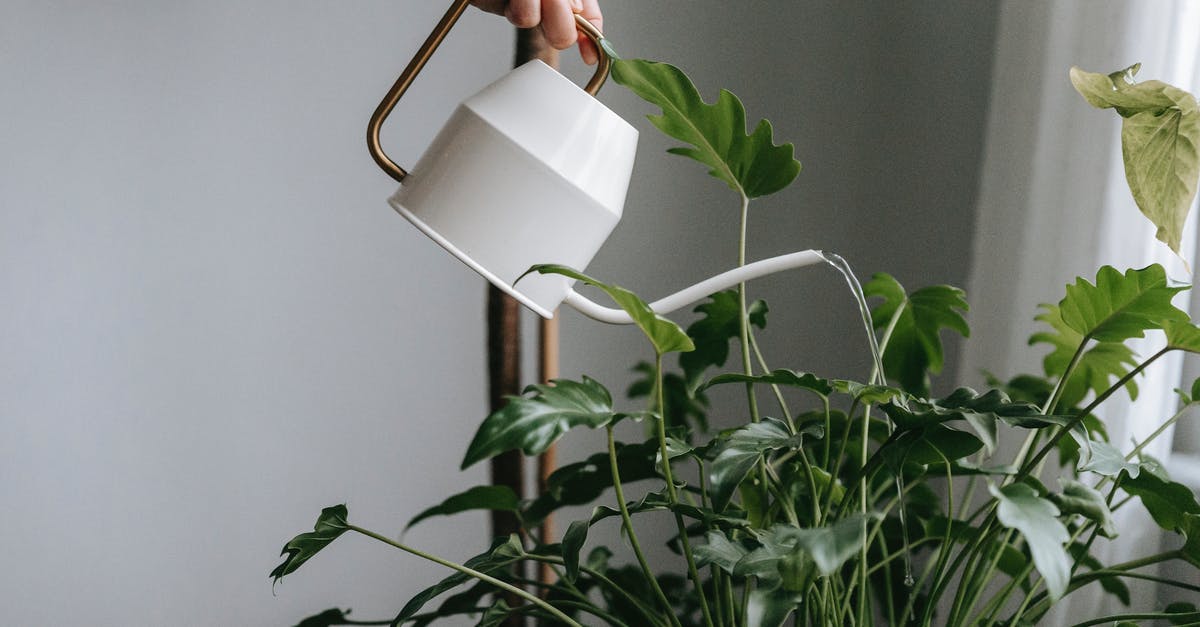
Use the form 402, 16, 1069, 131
611, 58, 801, 198
1071, 64, 1200, 256
462, 376, 618, 469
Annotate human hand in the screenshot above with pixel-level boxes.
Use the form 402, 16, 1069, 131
470, 0, 604, 65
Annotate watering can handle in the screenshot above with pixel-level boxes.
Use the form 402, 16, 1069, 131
367, 0, 612, 183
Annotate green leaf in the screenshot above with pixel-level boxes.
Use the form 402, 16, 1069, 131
405, 485, 520, 531
611, 58, 801, 198
864, 274, 969, 396
740, 517, 871, 580
1081, 441, 1141, 478
699, 369, 833, 397
695, 530, 749, 573
528, 265, 693, 354
477, 599, 513, 627
990, 483, 1071, 602
1166, 319, 1200, 353
1057, 265, 1188, 343
882, 388, 1043, 454
1071, 65, 1200, 255
680, 290, 767, 390
561, 520, 589, 583
832, 379, 906, 405
270, 504, 350, 584
709, 418, 809, 511
1030, 304, 1139, 408
883, 423, 984, 468
746, 587, 803, 627
1182, 514, 1200, 568
395, 535, 525, 622
1168, 601, 1200, 624
462, 376, 617, 469
1121, 469, 1200, 532
521, 440, 659, 526
1051, 478, 1116, 538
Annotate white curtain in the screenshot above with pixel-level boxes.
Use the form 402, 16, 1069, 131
961, 0, 1200, 621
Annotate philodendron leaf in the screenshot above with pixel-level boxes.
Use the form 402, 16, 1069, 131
882, 423, 984, 468
1030, 303, 1139, 408
1071, 65, 1200, 256
864, 274, 969, 397
881, 387, 1042, 454
709, 418, 810, 511
561, 519, 589, 583
681, 290, 767, 390
1080, 440, 1141, 478
1166, 319, 1200, 353
405, 485, 520, 531
699, 369, 834, 397
270, 504, 350, 584
528, 264, 693, 355
1183, 514, 1200, 568
990, 483, 1071, 602
1121, 469, 1200, 532
521, 440, 659, 526
1057, 265, 1188, 343
462, 376, 617, 469
611, 58, 801, 198
747, 587, 804, 627
741, 517, 871, 580
1051, 478, 1117, 538
695, 530, 749, 573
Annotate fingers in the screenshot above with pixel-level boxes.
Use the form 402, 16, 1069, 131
575, 0, 603, 65
504, 0, 540, 29
539, 0, 577, 50
471, 0, 605, 66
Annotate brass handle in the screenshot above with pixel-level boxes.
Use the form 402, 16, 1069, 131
367, 1, 612, 183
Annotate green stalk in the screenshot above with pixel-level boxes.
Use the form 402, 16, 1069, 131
1068, 611, 1200, 627
655, 353, 716, 627
524, 554, 666, 627
1017, 347, 1169, 480
736, 193, 772, 528
607, 425, 680, 627
1019, 550, 1182, 622
346, 525, 582, 627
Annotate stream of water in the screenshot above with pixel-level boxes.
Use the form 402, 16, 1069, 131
820, 251, 915, 588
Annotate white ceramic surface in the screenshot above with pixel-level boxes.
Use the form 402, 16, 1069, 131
390, 59, 638, 317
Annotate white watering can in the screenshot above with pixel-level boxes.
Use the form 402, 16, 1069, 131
368, 0, 825, 323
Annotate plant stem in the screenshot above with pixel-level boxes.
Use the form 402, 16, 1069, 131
523, 553, 667, 627
1068, 611, 1200, 627
655, 353, 716, 627
607, 424, 680, 626
345, 525, 582, 627
1018, 347, 1169, 480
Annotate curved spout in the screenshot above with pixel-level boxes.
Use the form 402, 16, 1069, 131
562, 249, 826, 324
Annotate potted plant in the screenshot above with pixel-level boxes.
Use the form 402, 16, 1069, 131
270, 46, 1200, 626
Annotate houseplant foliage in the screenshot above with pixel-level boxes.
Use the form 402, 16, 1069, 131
273, 50, 1200, 626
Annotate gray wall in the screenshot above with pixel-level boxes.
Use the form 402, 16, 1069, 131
0, 2, 997, 625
